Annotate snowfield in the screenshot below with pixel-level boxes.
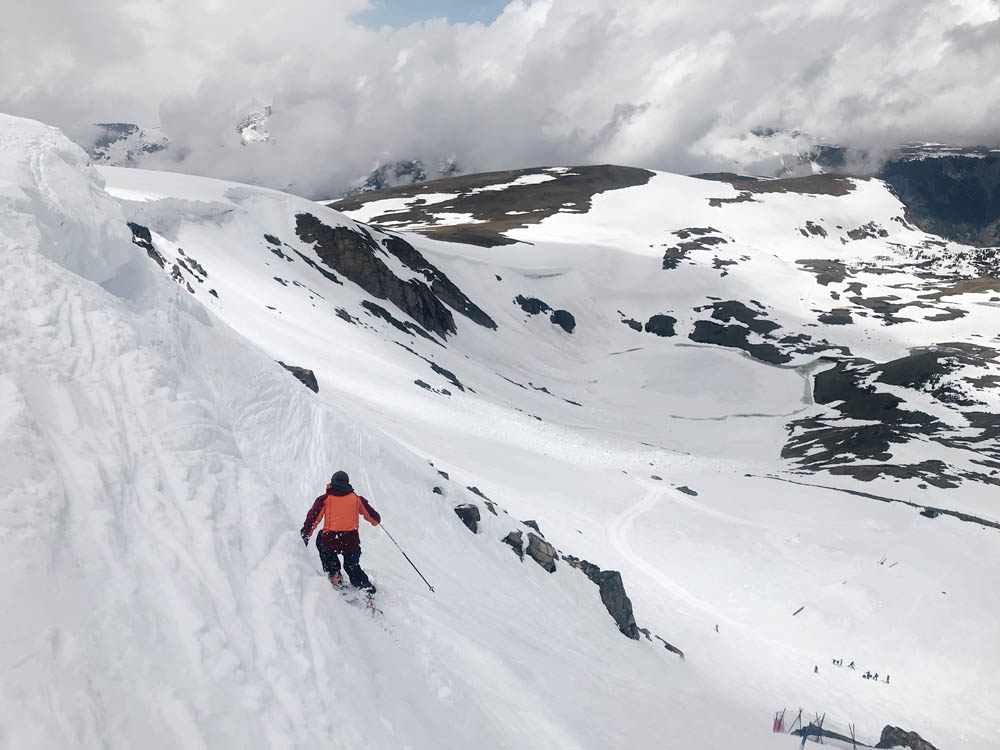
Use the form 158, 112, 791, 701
3, 114, 998, 750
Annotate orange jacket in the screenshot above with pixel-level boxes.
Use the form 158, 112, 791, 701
302, 485, 380, 540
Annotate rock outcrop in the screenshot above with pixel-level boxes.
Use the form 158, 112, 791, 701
128, 222, 166, 268
563, 555, 639, 639
277, 362, 318, 393
380, 236, 497, 329
454, 504, 481, 533
501, 530, 524, 560
644, 314, 677, 337
525, 532, 557, 572
296, 213, 494, 338
878, 147, 1000, 248
550, 309, 576, 333
875, 726, 941, 750
515, 295, 550, 315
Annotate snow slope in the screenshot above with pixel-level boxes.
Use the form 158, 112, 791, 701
0, 118, 770, 750
3, 114, 998, 749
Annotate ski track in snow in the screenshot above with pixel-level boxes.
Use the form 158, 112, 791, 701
608, 482, 722, 618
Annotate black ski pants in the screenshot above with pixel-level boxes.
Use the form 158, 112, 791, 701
316, 532, 375, 592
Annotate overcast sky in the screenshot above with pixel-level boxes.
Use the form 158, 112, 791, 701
2, 0, 998, 197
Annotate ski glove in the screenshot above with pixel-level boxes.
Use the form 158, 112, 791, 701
301, 531, 310, 546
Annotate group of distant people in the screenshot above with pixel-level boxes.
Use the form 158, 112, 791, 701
816, 658, 888, 683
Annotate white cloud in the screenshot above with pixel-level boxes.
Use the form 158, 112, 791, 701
2, 0, 998, 197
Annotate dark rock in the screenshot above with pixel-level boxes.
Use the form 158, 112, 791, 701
522, 519, 542, 535
502, 530, 524, 560
920, 508, 939, 518
454, 504, 481, 533
698, 300, 781, 335
847, 221, 889, 240
414, 379, 450, 397
690, 320, 790, 364
432, 486, 444, 495
783, 346, 1000, 487
515, 294, 551, 315
380, 235, 497, 329
644, 314, 677, 337
437, 470, 450, 480
654, 634, 685, 659
564, 555, 639, 639
277, 362, 318, 393
127, 221, 166, 268
466, 486, 491, 501
651, 475, 662, 481
525, 532, 557, 572
335, 307, 358, 324
622, 317, 642, 331
875, 725, 940, 750
879, 148, 1000, 247
291, 249, 342, 285
483, 500, 498, 515
676, 486, 698, 496
804, 220, 827, 237
818, 308, 854, 325
797, 259, 849, 286
208, 289, 219, 298
296, 213, 461, 338
362, 300, 435, 341
269, 245, 291, 261
550, 309, 576, 333
661, 227, 729, 268
263, 233, 281, 245
698, 172, 856, 198
429, 361, 465, 392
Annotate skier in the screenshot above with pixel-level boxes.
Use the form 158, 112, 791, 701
874, 672, 878, 681
715, 624, 719, 633
848, 661, 855, 669
301, 470, 381, 593
886, 674, 890, 684
814, 665, 818, 674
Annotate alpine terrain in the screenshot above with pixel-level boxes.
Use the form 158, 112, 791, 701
2, 113, 998, 750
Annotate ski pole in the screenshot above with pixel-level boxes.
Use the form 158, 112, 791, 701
380, 524, 435, 593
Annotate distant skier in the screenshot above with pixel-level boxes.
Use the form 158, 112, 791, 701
848, 661, 855, 669
301, 470, 381, 593
715, 624, 719, 633
874, 672, 878, 681
886, 674, 890, 684
814, 665, 818, 674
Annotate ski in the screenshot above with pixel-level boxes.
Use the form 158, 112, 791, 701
329, 577, 383, 616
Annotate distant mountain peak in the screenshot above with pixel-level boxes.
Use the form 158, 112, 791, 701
84, 122, 168, 165
236, 105, 272, 145
345, 156, 461, 196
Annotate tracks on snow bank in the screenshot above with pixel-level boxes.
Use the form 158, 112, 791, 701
608, 483, 721, 618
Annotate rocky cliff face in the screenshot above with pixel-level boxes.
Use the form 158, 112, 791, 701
878, 147, 1000, 249
563, 555, 639, 640
295, 213, 495, 338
